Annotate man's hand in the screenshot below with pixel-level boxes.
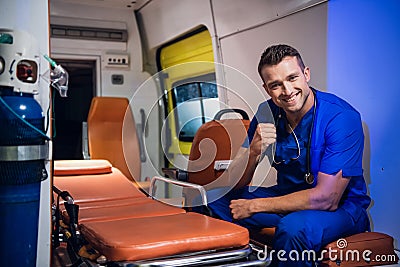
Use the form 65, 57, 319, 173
250, 123, 276, 157
229, 170, 351, 217
230, 199, 254, 220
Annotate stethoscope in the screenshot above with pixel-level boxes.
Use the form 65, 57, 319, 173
273, 88, 317, 185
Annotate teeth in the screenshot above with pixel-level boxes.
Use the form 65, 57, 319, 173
285, 95, 296, 103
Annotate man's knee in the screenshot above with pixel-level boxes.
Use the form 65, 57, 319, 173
274, 218, 308, 244
273, 211, 321, 250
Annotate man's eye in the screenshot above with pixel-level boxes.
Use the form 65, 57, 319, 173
289, 76, 298, 81
269, 84, 279, 90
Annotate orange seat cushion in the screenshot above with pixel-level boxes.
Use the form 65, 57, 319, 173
321, 232, 398, 266
80, 212, 249, 261
251, 228, 398, 267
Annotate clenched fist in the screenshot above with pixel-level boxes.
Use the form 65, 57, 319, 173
250, 123, 276, 157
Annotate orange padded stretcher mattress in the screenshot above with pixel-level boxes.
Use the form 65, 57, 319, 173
80, 212, 249, 261
54, 160, 185, 223
53, 160, 250, 263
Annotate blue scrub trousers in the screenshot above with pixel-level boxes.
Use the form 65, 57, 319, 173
206, 186, 370, 267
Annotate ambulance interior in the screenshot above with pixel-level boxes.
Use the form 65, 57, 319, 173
0, 0, 399, 266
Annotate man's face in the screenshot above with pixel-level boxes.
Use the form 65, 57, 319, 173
261, 56, 312, 115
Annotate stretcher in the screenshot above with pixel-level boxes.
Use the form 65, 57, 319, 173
52, 159, 268, 266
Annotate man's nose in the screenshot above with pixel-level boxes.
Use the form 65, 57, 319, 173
282, 81, 294, 95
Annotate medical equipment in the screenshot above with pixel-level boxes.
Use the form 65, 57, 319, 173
42, 54, 69, 97
0, 29, 49, 267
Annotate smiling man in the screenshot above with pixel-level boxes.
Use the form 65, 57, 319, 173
207, 44, 371, 266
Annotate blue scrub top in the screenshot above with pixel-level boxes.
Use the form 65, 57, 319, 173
243, 89, 371, 221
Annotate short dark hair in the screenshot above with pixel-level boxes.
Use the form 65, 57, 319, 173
258, 44, 306, 80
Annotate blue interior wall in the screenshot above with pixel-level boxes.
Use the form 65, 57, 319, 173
327, 0, 400, 244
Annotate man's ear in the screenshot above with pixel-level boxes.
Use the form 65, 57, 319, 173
304, 66, 311, 82
263, 83, 272, 97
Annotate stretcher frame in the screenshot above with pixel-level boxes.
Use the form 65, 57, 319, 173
52, 163, 269, 267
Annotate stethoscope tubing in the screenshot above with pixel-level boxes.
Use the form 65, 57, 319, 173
272, 88, 317, 184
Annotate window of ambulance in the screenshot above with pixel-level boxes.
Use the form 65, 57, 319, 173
173, 74, 219, 142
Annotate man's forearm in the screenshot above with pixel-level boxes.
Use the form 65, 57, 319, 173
250, 190, 312, 214
228, 147, 260, 189
231, 187, 328, 220
245, 171, 349, 215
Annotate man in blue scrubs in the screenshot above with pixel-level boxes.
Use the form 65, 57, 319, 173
207, 44, 371, 266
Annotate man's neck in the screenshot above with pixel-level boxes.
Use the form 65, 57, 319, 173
286, 89, 314, 128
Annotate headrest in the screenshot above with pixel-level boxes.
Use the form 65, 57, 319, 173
54, 160, 112, 176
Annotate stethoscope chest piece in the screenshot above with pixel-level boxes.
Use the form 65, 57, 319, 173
305, 173, 314, 184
